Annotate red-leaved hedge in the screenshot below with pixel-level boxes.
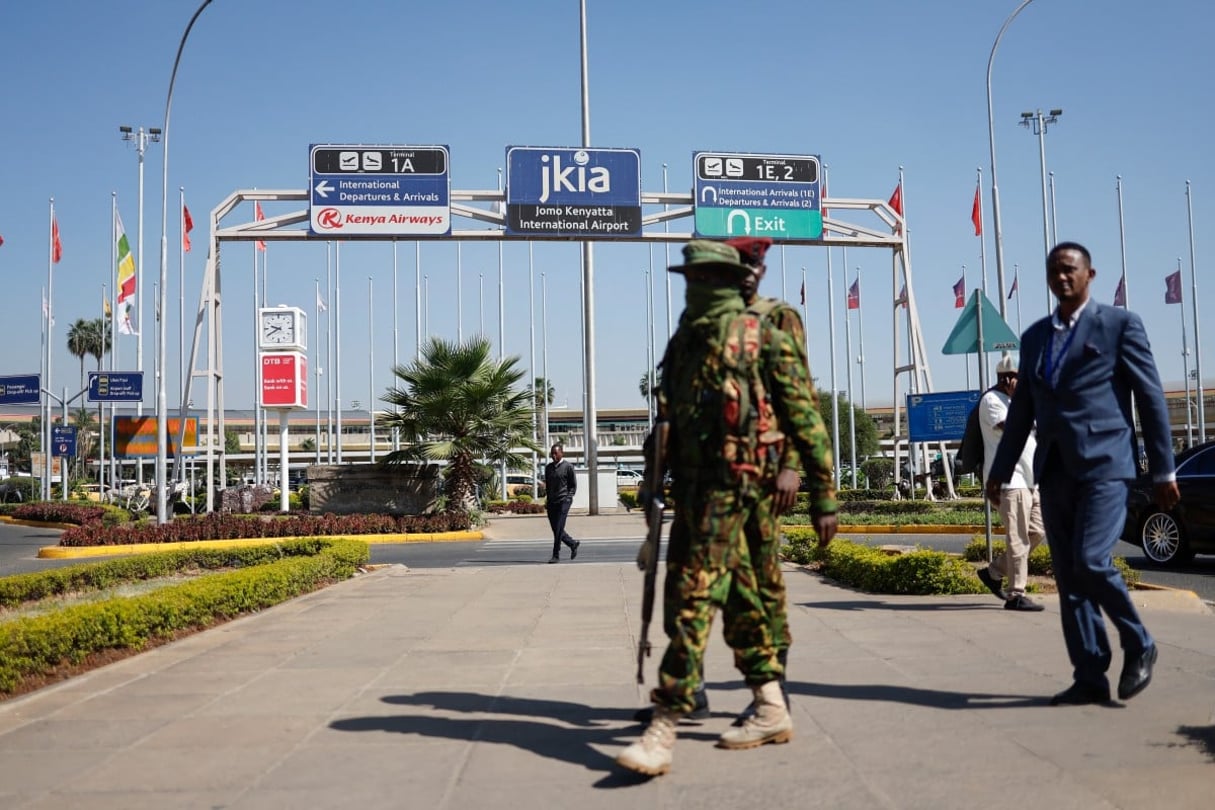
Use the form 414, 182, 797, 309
58, 511, 472, 547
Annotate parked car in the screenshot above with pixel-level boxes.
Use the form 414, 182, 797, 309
505, 474, 539, 498
1123, 440, 1215, 565
616, 469, 643, 488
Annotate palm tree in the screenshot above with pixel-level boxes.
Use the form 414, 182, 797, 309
379, 336, 542, 513
530, 376, 555, 413
66, 319, 91, 390
83, 317, 112, 372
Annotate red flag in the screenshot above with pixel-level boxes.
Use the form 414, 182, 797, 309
971, 185, 983, 236
799, 280, 805, 306
183, 204, 194, 253
953, 276, 965, 308
888, 183, 903, 234
254, 202, 267, 252
821, 182, 828, 221
1008, 274, 1019, 300
1113, 276, 1126, 307
846, 278, 860, 310
0, 234, 5, 247
51, 217, 62, 263
1165, 270, 1183, 304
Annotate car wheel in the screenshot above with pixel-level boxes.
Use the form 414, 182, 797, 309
1139, 510, 1192, 566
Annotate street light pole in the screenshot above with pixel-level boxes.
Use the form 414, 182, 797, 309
118, 125, 161, 424
155, 0, 213, 524
1021, 107, 1063, 313
986, 0, 1038, 318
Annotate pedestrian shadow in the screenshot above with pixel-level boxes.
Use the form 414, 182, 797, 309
1169, 724, 1215, 762
704, 679, 1044, 709
796, 599, 1001, 612
330, 691, 717, 787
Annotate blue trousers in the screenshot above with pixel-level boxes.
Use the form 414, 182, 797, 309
1038, 472, 1152, 690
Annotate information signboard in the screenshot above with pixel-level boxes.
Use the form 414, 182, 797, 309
906, 390, 981, 442
504, 146, 642, 238
693, 151, 822, 240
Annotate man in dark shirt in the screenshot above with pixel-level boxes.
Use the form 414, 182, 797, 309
544, 443, 579, 563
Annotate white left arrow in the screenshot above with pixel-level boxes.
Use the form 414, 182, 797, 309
315, 180, 334, 198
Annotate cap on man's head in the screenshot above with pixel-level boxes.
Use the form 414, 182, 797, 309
668, 240, 751, 277
724, 237, 774, 268
996, 355, 1017, 376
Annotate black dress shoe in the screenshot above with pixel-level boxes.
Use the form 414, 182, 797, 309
548, 556, 559, 564
571, 540, 580, 559
1118, 644, 1158, 701
977, 567, 1007, 601
1050, 682, 1111, 706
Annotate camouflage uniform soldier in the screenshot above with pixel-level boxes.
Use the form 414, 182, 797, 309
616, 241, 838, 777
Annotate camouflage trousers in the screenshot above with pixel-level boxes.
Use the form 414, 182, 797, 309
745, 492, 792, 652
652, 488, 782, 714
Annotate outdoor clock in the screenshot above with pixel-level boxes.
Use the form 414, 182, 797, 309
258, 306, 307, 352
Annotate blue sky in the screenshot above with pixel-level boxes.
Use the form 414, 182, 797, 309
1, 0, 1212, 416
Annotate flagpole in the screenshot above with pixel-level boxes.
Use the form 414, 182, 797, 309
456, 242, 463, 343
45, 199, 54, 500
100, 283, 107, 495
1178, 258, 1193, 449
645, 250, 654, 430
425, 275, 431, 336
315, 278, 322, 464
368, 276, 375, 464
1049, 170, 1059, 245
478, 273, 484, 335
392, 241, 399, 452
260, 245, 269, 484
1186, 180, 1204, 442
252, 244, 261, 483
1014, 264, 1023, 335
178, 187, 185, 406
801, 267, 809, 357
1117, 176, 1130, 309
541, 272, 550, 451
856, 265, 867, 413
976, 168, 989, 297
780, 246, 788, 302
528, 241, 538, 481
111, 193, 119, 490
663, 163, 672, 337
963, 265, 971, 390
825, 168, 841, 491
844, 246, 856, 489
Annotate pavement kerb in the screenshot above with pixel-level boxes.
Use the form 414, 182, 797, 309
36, 530, 483, 559
0, 515, 77, 531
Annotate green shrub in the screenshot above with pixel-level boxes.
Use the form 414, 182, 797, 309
619, 490, 639, 510
962, 536, 1052, 575
783, 534, 985, 595
0, 539, 369, 695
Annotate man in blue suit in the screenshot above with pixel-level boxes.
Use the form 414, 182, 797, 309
985, 242, 1180, 706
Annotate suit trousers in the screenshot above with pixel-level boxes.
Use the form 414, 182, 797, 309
546, 498, 576, 558
1038, 471, 1152, 690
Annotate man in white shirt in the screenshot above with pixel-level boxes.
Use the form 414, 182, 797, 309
977, 355, 1046, 611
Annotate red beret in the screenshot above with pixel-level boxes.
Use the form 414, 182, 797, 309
724, 237, 773, 267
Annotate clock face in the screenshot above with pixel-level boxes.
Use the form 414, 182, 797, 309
261, 312, 295, 344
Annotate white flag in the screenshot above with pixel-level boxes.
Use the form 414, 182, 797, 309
118, 303, 139, 336
316, 289, 328, 312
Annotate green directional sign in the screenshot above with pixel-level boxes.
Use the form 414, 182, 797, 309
694, 208, 822, 240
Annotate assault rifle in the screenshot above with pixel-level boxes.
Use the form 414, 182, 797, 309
636, 420, 669, 684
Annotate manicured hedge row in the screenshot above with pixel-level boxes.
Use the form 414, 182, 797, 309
961, 536, 1140, 587
781, 529, 983, 594
59, 511, 471, 547
0, 538, 369, 695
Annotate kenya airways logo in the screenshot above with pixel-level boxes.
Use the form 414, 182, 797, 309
316, 208, 343, 230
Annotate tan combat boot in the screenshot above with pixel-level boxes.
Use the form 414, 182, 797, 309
616, 705, 681, 775
716, 680, 793, 749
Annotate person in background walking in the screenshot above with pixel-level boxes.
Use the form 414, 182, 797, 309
976, 354, 1047, 612
986, 242, 1178, 705
544, 443, 579, 563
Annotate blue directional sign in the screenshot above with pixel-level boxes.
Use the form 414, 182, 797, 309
88, 371, 144, 403
0, 374, 41, 405
693, 152, 822, 240
51, 425, 77, 458
309, 144, 451, 236
505, 146, 642, 238
907, 390, 981, 442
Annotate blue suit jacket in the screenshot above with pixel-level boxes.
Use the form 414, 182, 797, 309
989, 301, 1174, 485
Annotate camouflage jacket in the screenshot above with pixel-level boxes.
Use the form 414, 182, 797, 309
656, 288, 837, 517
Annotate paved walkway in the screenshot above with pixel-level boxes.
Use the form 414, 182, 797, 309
0, 516, 1212, 809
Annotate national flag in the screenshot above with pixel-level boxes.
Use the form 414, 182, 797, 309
888, 183, 903, 234
0, 234, 5, 247
254, 202, 267, 251
898, 282, 907, 308
1165, 270, 1183, 304
971, 184, 983, 236
798, 280, 805, 307
104, 296, 112, 319
821, 182, 828, 221
51, 216, 62, 263
1008, 274, 1019, 300
953, 276, 965, 308
183, 204, 194, 253
119, 303, 138, 335
115, 210, 137, 305
846, 278, 860, 310
1113, 276, 1127, 307
317, 288, 328, 312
